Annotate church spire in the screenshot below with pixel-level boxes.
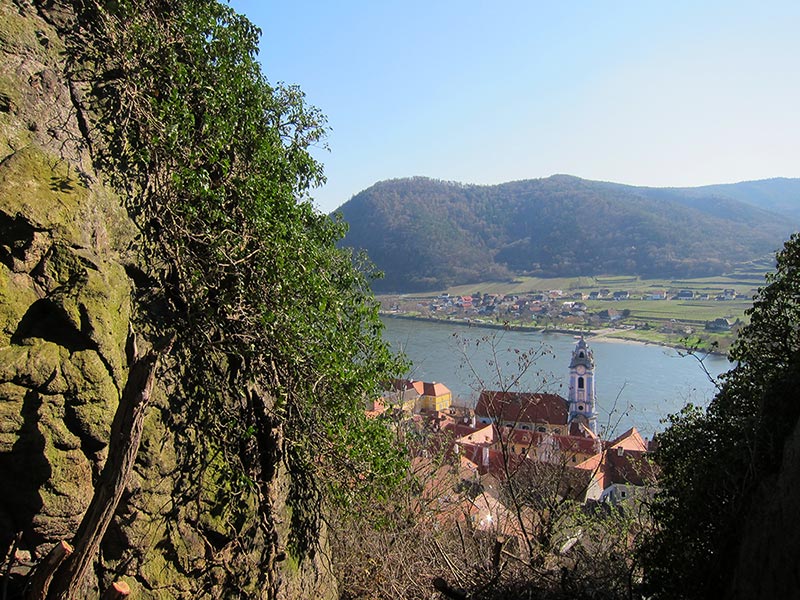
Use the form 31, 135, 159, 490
567, 336, 598, 434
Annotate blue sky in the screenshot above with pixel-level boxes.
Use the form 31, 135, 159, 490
228, 1, 800, 214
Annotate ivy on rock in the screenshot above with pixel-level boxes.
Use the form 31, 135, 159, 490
60, 0, 407, 564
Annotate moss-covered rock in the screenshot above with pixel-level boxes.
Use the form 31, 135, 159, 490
0, 146, 90, 244
0, 264, 38, 344
0, 381, 26, 451
0, 342, 67, 393
0, 2, 337, 598
0, 1, 58, 60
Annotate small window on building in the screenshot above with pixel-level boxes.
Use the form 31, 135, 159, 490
537, 426, 546, 433
571, 455, 576, 462
579, 351, 585, 358
578, 377, 584, 389
578, 405, 584, 412
554, 429, 561, 435
621, 490, 627, 498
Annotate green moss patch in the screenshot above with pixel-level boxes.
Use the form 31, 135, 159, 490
0, 146, 90, 243
0, 265, 37, 344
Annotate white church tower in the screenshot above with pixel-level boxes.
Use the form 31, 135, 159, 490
567, 336, 598, 435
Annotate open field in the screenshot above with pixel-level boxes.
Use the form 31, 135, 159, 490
594, 327, 733, 349
446, 276, 598, 296
443, 257, 774, 300
446, 273, 766, 300
382, 265, 776, 353
583, 299, 752, 324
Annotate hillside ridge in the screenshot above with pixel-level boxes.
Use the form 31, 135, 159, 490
337, 175, 798, 292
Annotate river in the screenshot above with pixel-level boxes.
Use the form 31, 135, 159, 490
380, 316, 731, 439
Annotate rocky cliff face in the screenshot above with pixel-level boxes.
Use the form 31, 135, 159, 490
0, 2, 334, 597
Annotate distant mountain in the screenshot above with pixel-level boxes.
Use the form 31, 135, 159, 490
335, 175, 798, 292
680, 178, 800, 222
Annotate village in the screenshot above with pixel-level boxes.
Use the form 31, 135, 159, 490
365, 337, 658, 539
382, 287, 746, 334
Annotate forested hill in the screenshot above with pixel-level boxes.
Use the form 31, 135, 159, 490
336, 175, 798, 292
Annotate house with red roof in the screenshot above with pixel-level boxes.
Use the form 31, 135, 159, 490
474, 390, 569, 435
574, 427, 657, 504
379, 378, 420, 413
364, 397, 388, 419
448, 422, 495, 447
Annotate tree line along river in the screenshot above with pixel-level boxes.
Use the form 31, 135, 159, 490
380, 316, 731, 439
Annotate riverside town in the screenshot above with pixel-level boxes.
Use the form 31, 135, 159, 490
367, 337, 657, 526
3, 1, 797, 597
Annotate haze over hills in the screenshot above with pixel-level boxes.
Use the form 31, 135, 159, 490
335, 175, 800, 292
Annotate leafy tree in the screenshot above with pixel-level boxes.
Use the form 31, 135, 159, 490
46, 0, 408, 593
640, 233, 800, 598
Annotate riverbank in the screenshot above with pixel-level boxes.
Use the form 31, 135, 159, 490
380, 312, 728, 356
381, 315, 731, 438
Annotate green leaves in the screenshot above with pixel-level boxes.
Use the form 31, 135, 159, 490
641, 233, 800, 598
65, 0, 408, 561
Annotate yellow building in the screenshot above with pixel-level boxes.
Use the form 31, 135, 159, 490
413, 380, 452, 412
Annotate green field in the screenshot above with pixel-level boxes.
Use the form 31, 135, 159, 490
446, 275, 598, 296
411, 266, 775, 352
594, 327, 734, 351
445, 269, 768, 304
583, 299, 752, 324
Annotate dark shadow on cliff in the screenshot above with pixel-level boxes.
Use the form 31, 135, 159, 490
0, 211, 40, 271
10, 299, 95, 352
0, 390, 50, 558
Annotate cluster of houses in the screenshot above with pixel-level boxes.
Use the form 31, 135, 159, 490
420, 291, 610, 325
395, 287, 747, 329
366, 338, 657, 524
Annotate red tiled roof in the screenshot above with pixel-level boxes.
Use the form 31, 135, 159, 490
554, 434, 601, 456
605, 449, 654, 486
365, 397, 388, 418
575, 452, 603, 473
497, 429, 600, 459
575, 447, 657, 488
423, 381, 451, 397
444, 422, 494, 445
607, 427, 648, 452
459, 442, 533, 479
410, 380, 451, 397
498, 428, 537, 446
475, 390, 568, 426
386, 378, 417, 392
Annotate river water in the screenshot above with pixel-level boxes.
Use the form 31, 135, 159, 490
381, 317, 731, 439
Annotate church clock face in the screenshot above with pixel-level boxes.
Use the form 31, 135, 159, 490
576, 365, 586, 375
